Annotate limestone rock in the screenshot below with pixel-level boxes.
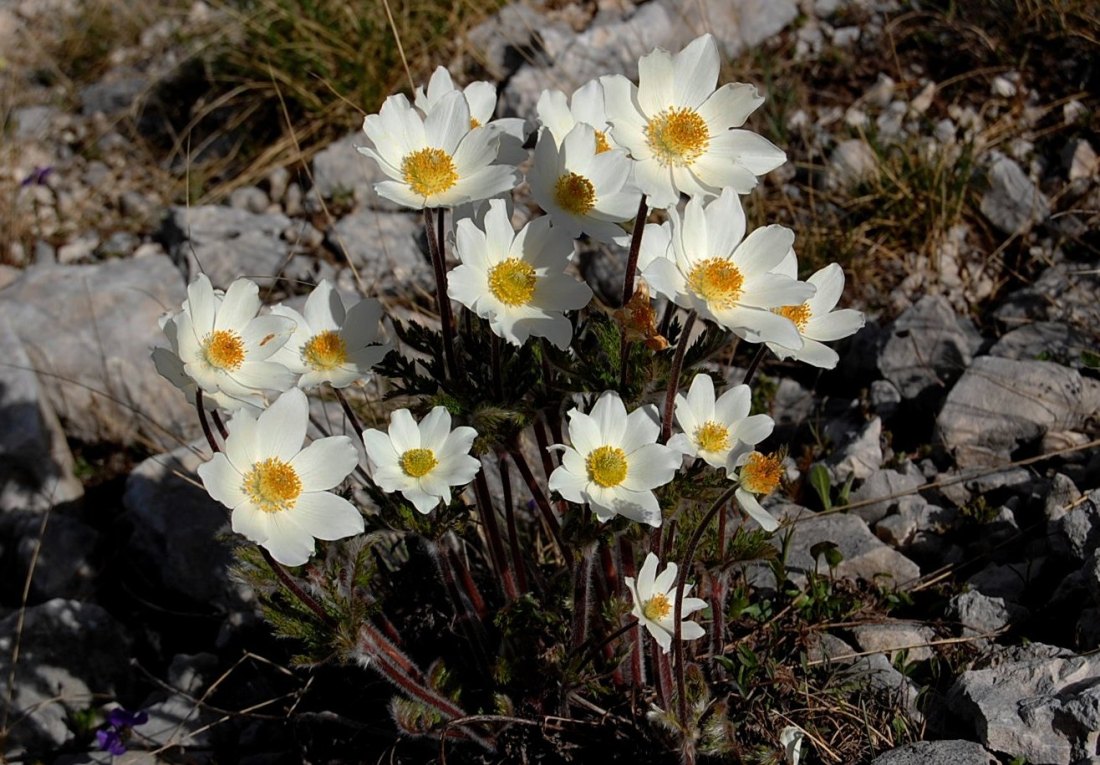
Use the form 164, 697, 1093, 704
326, 209, 431, 295
850, 621, 936, 663
312, 131, 402, 212
948, 590, 1028, 636
850, 466, 925, 525
161, 205, 293, 287
870, 740, 997, 765
980, 156, 1051, 234
936, 357, 1100, 468
878, 295, 980, 402
0, 257, 194, 447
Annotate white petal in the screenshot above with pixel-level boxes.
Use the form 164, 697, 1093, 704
388, 409, 421, 453
216, 279, 262, 332
697, 82, 763, 128
549, 463, 587, 503
362, 428, 399, 470
198, 454, 247, 509
805, 309, 865, 342
623, 443, 679, 491
736, 488, 779, 532
805, 263, 845, 314
290, 492, 364, 540
672, 34, 719, 109
231, 503, 270, 545
708, 129, 787, 175
291, 436, 358, 491
419, 406, 453, 451
256, 388, 308, 460
590, 391, 628, 446
262, 513, 317, 566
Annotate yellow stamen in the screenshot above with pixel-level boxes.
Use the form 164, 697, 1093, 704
302, 330, 348, 371
553, 171, 597, 216
400, 448, 438, 478
401, 147, 458, 198
775, 303, 812, 332
643, 593, 672, 621
594, 130, 612, 154
203, 330, 245, 371
687, 258, 744, 309
694, 421, 730, 453
469, 117, 481, 129
586, 445, 628, 488
243, 457, 302, 513
740, 452, 783, 496
487, 258, 538, 306
645, 107, 709, 167
614, 282, 669, 351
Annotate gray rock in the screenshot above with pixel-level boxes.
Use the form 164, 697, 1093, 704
991, 321, 1092, 369
98, 231, 140, 258
0, 257, 194, 447
464, 2, 546, 81
679, 0, 800, 58
79, 70, 147, 116
949, 643, 1100, 764
878, 295, 980, 401
266, 166, 290, 204
850, 467, 924, 525
875, 503, 958, 548
1045, 473, 1083, 525
775, 506, 921, 586
851, 621, 935, 663
826, 414, 883, 482
57, 233, 99, 264
995, 261, 1100, 334
964, 467, 1033, 495
805, 632, 855, 664
0, 600, 131, 753
967, 560, 1042, 602
839, 652, 922, 721
948, 590, 1028, 636
312, 132, 402, 211
827, 138, 878, 188
936, 356, 1100, 468
0, 313, 84, 513
161, 205, 293, 287
326, 209, 431, 295
771, 376, 815, 428
228, 185, 271, 214
1053, 490, 1100, 563
980, 156, 1051, 234
870, 379, 902, 419
870, 740, 997, 765
123, 443, 253, 609
1064, 139, 1098, 181
10, 105, 57, 139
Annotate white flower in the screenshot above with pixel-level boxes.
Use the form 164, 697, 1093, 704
536, 79, 618, 151
602, 33, 786, 207
361, 407, 481, 514
667, 374, 774, 468
625, 552, 707, 654
197, 388, 364, 566
358, 90, 518, 209
732, 451, 784, 532
548, 391, 680, 527
764, 263, 866, 369
528, 124, 640, 244
158, 274, 297, 409
269, 280, 391, 389
780, 726, 805, 765
448, 198, 592, 349
641, 188, 814, 347
414, 66, 527, 164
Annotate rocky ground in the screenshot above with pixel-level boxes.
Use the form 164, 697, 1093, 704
0, 0, 1098, 762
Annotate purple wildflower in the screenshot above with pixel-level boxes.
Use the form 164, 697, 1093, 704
95, 707, 148, 756
19, 166, 53, 188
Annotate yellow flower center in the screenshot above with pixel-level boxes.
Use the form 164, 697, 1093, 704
687, 258, 744, 309
553, 171, 597, 216
400, 448, 438, 478
203, 329, 245, 371
695, 421, 730, 453
594, 130, 612, 154
586, 445, 628, 488
469, 117, 481, 129
740, 452, 783, 496
243, 457, 302, 513
302, 330, 348, 371
774, 303, 813, 332
645, 107, 709, 167
401, 147, 459, 198
643, 593, 672, 621
487, 258, 537, 306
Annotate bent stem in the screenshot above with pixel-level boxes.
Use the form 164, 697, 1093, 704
742, 344, 767, 386
619, 195, 649, 392
661, 310, 697, 442
424, 207, 459, 382
673, 483, 739, 730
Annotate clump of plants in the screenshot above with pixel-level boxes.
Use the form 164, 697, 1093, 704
153, 34, 869, 762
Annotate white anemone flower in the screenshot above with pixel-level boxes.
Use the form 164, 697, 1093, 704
667, 374, 774, 469
641, 188, 814, 347
625, 552, 707, 654
414, 66, 527, 164
732, 451, 784, 532
536, 79, 619, 151
197, 388, 365, 566
528, 124, 640, 245
764, 263, 866, 369
269, 280, 392, 389
602, 33, 787, 207
449, 198, 592, 349
362, 407, 481, 514
358, 90, 518, 209
548, 391, 680, 527
161, 274, 296, 409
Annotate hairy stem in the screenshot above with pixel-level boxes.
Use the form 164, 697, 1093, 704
424, 207, 459, 382
661, 310, 697, 443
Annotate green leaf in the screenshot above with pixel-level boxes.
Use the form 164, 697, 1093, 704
809, 463, 833, 510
